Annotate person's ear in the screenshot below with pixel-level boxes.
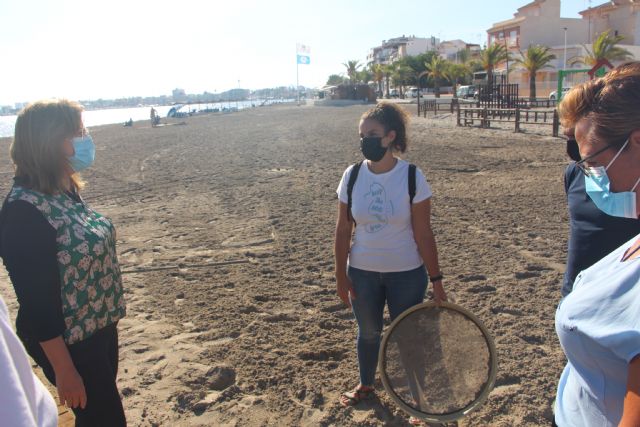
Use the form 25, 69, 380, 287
385, 130, 396, 146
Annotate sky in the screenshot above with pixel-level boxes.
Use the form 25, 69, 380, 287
0, 0, 593, 105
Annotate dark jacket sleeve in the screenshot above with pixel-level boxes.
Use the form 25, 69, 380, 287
0, 200, 66, 342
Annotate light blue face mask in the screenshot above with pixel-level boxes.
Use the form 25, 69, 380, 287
68, 135, 95, 172
584, 139, 640, 219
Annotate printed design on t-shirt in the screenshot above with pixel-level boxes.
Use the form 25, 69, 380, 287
364, 182, 390, 233
8, 186, 126, 345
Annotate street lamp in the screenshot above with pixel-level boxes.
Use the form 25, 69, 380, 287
563, 27, 568, 70
503, 28, 509, 85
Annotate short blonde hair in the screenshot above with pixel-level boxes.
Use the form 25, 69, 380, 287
558, 62, 640, 145
11, 99, 85, 194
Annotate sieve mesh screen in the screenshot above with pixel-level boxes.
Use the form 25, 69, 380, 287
382, 306, 492, 416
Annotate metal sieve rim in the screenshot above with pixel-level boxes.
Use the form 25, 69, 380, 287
378, 301, 498, 423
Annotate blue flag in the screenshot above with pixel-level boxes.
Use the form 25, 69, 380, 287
297, 54, 310, 65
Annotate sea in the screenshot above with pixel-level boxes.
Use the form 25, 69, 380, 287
0, 99, 294, 138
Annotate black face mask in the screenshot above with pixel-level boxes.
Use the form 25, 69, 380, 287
360, 136, 388, 162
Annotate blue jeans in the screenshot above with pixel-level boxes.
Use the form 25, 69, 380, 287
347, 265, 427, 387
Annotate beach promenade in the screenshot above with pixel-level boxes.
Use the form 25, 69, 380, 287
0, 104, 568, 426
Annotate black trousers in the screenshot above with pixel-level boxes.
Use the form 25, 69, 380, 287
34, 323, 126, 427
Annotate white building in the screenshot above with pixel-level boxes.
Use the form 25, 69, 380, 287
489, 0, 640, 97
367, 35, 440, 65
580, 0, 640, 45
438, 39, 482, 62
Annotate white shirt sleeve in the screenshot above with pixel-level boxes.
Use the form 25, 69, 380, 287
610, 330, 640, 363
0, 297, 58, 427
336, 165, 354, 204
413, 166, 433, 204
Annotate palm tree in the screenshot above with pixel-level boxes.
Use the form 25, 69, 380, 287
371, 64, 385, 97
481, 43, 510, 91
383, 64, 394, 98
445, 63, 470, 98
456, 48, 472, 64
392, 64, 413, 98
358, 69, 373, 85
570, 30, 633, 66
514, 45, 556, 100
342, 60, 362, 84
326, 74, 346, 86
424, 56, 448, 98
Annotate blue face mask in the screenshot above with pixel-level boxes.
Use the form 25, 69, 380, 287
68, 135, 95, 172
584, 139, 640, 219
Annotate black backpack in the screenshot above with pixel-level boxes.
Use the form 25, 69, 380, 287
346, 161, 417, 223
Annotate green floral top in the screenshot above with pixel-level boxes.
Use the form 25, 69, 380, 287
7, 186, 126, 345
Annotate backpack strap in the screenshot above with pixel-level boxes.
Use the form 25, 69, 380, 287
408, 163, 417, 204
347, 161, 363, 223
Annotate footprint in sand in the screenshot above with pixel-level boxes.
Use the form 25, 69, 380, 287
491, 306, 524, 316
519, 334, 545, 345
515, 271, 541, 279
297, 349, 345, 362
263, 313, 299, 323
460, 274, 487, 282
467, 285, 497, 293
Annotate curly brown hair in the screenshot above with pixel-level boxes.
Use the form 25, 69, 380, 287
558, 62, 640, 146
360, 102, 410, 152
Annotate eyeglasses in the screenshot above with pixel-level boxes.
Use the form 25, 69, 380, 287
574, 141, 621, 177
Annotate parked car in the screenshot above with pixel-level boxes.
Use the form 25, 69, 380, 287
407, 87, 418, 98
456, 85, 476, 99
389, 89, 400, 98
549, 87, 572, 100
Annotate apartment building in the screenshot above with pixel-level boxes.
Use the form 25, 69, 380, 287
367, 35, 439, 65
438, 39, 482, 62
580, 0, 640, 45
487, 0, 640, 97
487, 0, 586, 53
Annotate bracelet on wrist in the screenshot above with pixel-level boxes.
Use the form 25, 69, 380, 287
429, 274, 443, 283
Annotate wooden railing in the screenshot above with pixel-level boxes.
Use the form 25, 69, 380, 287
514, 98, 557, 108
418, 98, 459, 117
456, 106, 559, 137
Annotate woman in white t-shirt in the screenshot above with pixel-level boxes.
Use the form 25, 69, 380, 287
334, 102, 446, 411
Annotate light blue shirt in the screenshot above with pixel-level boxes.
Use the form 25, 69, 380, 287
555, 233, 640, 426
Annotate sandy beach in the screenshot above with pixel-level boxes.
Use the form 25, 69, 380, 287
0, 103, 569, 426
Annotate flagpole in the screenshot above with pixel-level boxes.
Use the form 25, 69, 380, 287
296, 51, 300, 106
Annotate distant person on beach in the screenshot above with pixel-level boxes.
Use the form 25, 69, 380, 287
334, 102, 446, 421
150, 107, 159, 127
562, 128, 640, 297
553, 62, 640, 426
0, 99, 127, 426
0, 294, 58, 427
